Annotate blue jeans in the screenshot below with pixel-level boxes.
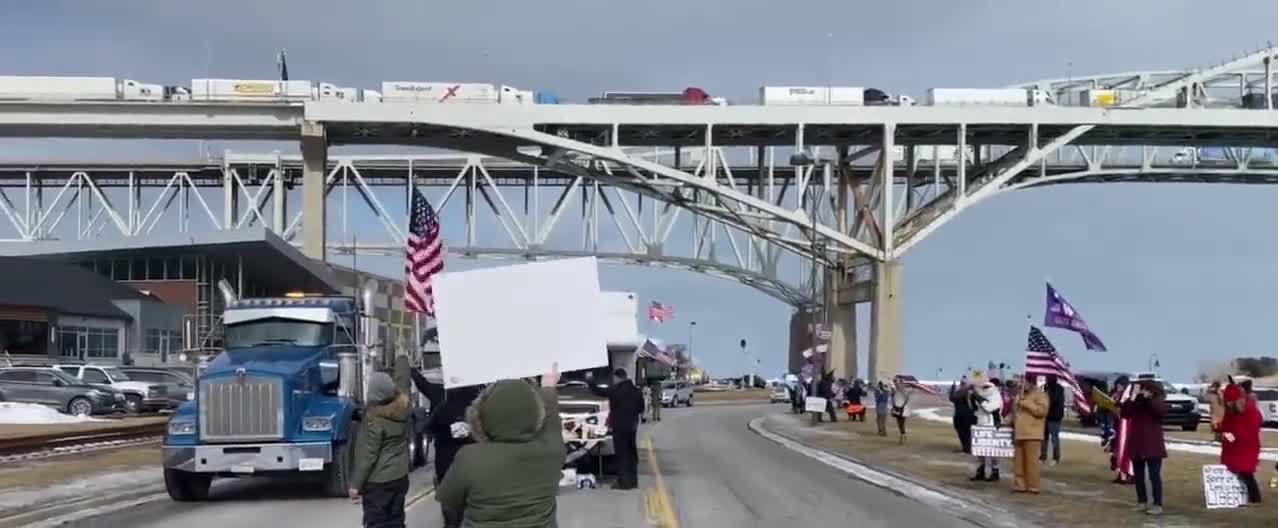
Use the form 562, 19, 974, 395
1132, 457, 1163, 506
1040, 421, 1062, 461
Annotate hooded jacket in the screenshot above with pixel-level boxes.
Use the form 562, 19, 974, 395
436, 380, 564, 527
351, 393, 411, 491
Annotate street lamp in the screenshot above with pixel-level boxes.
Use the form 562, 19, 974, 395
688, 321, 697, 383
1148, 353, 1161, 372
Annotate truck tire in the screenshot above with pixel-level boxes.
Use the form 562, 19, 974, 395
164, 468, 212, 501
324, 440, 353, 497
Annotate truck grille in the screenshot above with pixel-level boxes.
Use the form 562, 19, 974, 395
199, 375, 285, 442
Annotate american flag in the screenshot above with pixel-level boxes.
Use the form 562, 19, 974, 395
893, 375, 941, 397
404, 189, 444, 316
648, 301, 674, 323
1024, 326, 1093, 414
638, 339, 678, 366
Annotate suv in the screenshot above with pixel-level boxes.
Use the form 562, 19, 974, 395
0, 367, 126, 416
661, 380, 693, 407
119, 367, 195, 405
1134, 375, 1202, 431
54, 364, 171, 413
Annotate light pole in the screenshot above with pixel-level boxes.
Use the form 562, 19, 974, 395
1148, 353, 1161, 373
688, 321, 697, 383
739, 339, 750, 388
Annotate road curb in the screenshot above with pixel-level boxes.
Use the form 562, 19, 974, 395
747, 415, 1036, 528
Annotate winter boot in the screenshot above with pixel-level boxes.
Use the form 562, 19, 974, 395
986, 469, 1000, 482
969, 467, 986, 482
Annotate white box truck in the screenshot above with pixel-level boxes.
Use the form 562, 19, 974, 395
760, 86, 865, 106
926, 88, 1055, 107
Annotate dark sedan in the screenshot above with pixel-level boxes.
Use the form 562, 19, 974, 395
0, 367, 126, 416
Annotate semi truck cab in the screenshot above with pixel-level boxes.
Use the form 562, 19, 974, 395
162, 291, 381, 501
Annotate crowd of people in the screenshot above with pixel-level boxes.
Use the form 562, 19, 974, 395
942, 371, 1268, 516
785, 372, 915, 443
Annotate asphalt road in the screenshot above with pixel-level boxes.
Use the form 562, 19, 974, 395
69, 403, 976, 527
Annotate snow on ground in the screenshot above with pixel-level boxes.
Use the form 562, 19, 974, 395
0, 468, 159, 511
0, 402, 103, 424
914, 407, 1278, 462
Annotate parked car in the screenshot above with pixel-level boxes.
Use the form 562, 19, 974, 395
661, 380, 693, 407
1134, 375, 1202, 431
1252, 386, 1278, 426
769, 386, 790, 403
119, 367, 194, 405
0, 367, 126, 416
54, 364, 171, 413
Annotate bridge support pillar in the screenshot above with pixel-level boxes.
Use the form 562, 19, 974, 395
868, 260, 903, 383
301, 122, 327, 262
827, 302, 857, 380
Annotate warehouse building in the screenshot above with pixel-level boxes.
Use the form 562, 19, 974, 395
0, 227, 416, 366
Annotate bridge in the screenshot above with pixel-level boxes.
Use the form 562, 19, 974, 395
3, 45, 1278, 381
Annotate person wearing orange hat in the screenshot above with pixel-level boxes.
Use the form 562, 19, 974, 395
1219, 383, 1264, 505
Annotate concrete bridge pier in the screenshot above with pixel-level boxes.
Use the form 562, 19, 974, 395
301, 121, 328, 262
868, 260, 903, 384
787, 262, 902, 385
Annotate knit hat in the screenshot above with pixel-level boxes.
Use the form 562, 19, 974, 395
1223, 383, 1245, 403
367, 371, 399, 405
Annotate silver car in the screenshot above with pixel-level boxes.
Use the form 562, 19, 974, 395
0, 367, 126, 416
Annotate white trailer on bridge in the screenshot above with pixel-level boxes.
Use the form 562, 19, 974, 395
926, 88, 1055, 107
189, 79, 316, 101
0, 76, 164, 101
759, 86, 865, 106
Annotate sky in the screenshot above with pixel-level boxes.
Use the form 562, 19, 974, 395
3, 0, 1278, 381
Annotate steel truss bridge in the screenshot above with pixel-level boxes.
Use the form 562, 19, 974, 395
4, 44, 1278, 379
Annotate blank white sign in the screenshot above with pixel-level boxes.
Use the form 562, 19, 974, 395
433, 257, 609, 388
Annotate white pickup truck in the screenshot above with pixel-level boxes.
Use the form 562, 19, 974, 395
55, 364, 171, 413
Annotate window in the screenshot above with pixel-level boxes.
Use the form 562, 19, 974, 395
129, 258, 145, 280
126, 371, 163, 382
167, 331, 182, 354
0, 370, 32, 382
223, 319, 334, 349
164, 257, 180, 280
32, 371, 56, 384
111, 259, 129, 280
58, 330, 79, 358
147, 258, 165, 280
180, 256, 196, 280
81, 368, 109, 384
56, 366, 78, 376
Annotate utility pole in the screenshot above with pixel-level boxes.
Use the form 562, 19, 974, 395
689, 321, 697, 383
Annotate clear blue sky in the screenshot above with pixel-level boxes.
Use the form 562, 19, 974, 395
3, 0, 1276, 381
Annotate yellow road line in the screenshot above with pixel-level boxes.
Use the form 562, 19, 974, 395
642, 435, 679, 528
404, 486, 436, 510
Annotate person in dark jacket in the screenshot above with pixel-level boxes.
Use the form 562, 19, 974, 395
435, 365, 564, 527
1120, 379, 1168, 516
590, 368, 646, 489
1041, 375, 1066, 465
350, 372, 411, 528
950, 379, 976, 454
817, 372, 837, 423
411, 368, 481, 528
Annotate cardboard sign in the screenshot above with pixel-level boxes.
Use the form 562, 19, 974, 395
971, 425, 1014, 458
433, 258, 608, 388
1202, 464, 1248, 509
805, 396, 828, 414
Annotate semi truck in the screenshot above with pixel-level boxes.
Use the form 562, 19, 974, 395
380, 82, 553, 104
0, 76, 183, 102
926, 88, 1056, 107
589, 87, 726, 106
161, 286, 398, 501
759, 86, 914, 106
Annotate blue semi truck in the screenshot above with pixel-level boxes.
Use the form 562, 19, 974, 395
162, 286, 398, 501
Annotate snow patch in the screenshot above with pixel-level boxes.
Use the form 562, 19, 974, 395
0, 468, 159, 512
913, 407, 1278, 462
0, 402, 104, 424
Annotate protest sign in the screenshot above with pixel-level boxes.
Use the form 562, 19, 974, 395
971, 425, 1014, 458
1202, 464, 1248, 509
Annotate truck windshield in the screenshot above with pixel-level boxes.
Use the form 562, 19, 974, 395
223, 318, 333, 348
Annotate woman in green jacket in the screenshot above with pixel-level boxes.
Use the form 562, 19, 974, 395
436, 364, 564, 527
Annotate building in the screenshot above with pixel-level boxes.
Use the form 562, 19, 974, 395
0, 227, 417, 366
0, 256, 187, 365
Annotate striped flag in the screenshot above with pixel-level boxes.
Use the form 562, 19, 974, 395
1024, 326, 1093, 414
404, 189, 444, 316
638, 338, 678, 366
893, 375, 941, 397
648, 301, 674, 323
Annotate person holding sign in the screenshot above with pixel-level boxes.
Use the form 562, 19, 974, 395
1120, 379, 1168, 516
969, 379, 1004, 482
1219, 383, 1264, 506
1011, 374, 1049, 494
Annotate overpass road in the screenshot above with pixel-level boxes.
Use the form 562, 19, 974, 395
66, 404, 976, 528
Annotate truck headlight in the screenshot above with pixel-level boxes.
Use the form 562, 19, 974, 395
168, 420, 195, 435
303, 416, 334, 432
